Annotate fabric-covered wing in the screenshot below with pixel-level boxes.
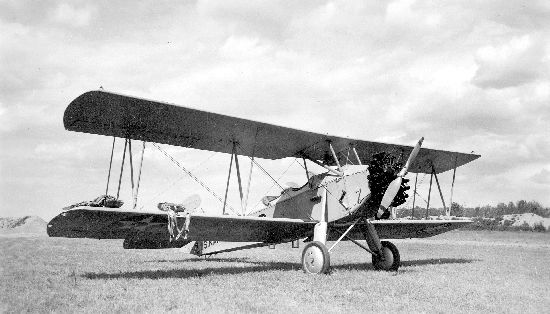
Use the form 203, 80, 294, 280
183, 214, 315, 242
64, 90, 479, 174
47, 206, 169, 239
328, 220, 472, 240
48, 207, 316, 243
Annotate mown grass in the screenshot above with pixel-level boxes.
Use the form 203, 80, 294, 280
1, 230, 549, 313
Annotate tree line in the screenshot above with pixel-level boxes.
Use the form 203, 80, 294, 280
397, 200, 550, 219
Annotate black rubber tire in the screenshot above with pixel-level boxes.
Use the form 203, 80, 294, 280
302, 241, 331, 274
372, 241, 400, 271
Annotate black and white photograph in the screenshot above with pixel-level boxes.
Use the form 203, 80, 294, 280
1, 1, 549, 312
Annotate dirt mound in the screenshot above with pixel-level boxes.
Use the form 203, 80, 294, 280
0, 216, 48, 236
502, 213, 550, 230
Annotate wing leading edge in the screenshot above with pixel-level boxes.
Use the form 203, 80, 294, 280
64, 90, 480, 174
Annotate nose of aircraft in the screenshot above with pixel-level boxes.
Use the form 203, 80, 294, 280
377, 137, 424, 218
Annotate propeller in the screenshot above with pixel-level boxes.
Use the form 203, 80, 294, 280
377, 137, 424, 218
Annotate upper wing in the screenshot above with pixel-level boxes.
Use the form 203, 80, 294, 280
48, 206, 316, 243
64, 90, 479, 174
328, 220, 472, 240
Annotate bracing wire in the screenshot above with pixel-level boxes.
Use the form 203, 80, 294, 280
152, 143, 239, 215
138, 149, 219, 209
413, 173, 429, 206
234, 143, 286, 192
292, 157, 346, 207
250, 158, 299, 211
344, 147, 356, 166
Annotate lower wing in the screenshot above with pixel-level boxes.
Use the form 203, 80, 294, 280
47, 206, 168, 239
328, 219, 472, 240
48, 207, 468, 247
48, 206, 316, 244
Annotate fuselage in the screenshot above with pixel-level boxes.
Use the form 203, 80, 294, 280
249, 165, 371, 222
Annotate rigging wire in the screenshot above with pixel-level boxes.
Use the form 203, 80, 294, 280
290, 157, 346, 209
343, 147, 356, 166
412, 173, 429, 206
137, 149, 219, 209
250, 158, 299, 211
235, 143, 286, 192
152, 143, 239, 215
234, 142, 342, 213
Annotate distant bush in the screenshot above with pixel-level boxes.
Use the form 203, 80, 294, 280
400, 200, 549, 218
471, 200, 550, 218
450, 202, 464, 217
460, 217, 548, 232
395, 199, 550, 232
462, 217, 504, 231
533, 223, 547, 233
518, 222, 532, 232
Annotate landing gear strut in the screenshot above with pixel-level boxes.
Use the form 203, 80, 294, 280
300, 190, 402, 274
302, 190, 331, 274
309, 217, 402, 273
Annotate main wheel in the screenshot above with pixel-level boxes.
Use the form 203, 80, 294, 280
372, 241, 400, 271
302, 241, 330, 274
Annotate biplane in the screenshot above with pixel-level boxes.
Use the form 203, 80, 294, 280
48, 90, 480, 274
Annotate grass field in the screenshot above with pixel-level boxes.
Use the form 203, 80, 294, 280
1, 230, 549, 313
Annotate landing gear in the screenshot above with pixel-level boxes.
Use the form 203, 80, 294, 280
372, 241, 400, 271
326, 217, 401, 272
302, 241, 330, 274
302, 190, 331, 274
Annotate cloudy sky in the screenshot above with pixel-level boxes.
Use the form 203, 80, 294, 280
1, 0, 549, 220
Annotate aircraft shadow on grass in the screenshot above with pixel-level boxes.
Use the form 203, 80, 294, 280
333, 258, 478, 272
83, 257, 478, 280
83, 261, 299, 280
147, 257, 260, 264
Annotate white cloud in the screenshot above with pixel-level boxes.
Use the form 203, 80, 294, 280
51, 3, 93, 27
219, 36, 272, 60
531, 169, 550, 185
386, 0, 416, 24
34, 142, 88, 161
472, 35, 547, 89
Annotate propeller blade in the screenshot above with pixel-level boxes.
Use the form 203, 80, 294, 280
399, 137, 424, 177
378, 137, 424, 218
379, 177, 402, 211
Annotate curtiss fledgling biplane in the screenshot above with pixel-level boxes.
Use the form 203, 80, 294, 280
48, 90, 480, 274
